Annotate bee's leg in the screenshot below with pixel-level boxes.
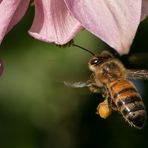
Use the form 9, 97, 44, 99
87, 73, 103, 93
88, 74, 112, 118
109, 100, 118, 111
96, 90, 112, 119
88, 83, 103, 93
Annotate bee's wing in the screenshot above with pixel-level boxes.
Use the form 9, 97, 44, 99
127, 69, 148, 80
64, 81, 91, 88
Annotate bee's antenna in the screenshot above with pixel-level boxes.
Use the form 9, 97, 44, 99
72, 43, 95, 55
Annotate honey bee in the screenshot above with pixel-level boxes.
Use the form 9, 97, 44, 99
65, 44, 148, 129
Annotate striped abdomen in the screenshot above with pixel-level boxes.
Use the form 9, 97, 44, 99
109, 80, 146, 129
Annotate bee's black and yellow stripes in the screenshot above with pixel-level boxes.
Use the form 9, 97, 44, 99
109, 80, 146, 129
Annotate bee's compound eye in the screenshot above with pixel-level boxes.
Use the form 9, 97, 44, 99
90, 58, 99, 65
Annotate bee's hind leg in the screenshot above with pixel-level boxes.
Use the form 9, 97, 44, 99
96, 89, 112, 119
88, 73, 112, 119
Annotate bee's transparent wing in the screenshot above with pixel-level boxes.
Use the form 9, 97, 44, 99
64, 81, 92, 88
127, 69, 148, 80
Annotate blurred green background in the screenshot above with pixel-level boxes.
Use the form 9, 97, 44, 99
0, 5, 148, 148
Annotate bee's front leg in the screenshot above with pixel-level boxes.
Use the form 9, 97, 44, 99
88, 83, 103, 93
87, 73, 103, 93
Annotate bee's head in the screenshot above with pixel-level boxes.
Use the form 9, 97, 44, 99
89, 51, 113, 72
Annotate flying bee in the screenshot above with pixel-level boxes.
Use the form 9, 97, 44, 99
65, 44, 148, 129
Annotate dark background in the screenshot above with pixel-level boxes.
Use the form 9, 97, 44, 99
0, 5, 148, 148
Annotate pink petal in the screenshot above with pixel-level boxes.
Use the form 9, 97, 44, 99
65, 0, 142, 54
0, 0, 30, 43
28, 0, 82, 45
141, 0, 148, 21
7, 0, 30, 32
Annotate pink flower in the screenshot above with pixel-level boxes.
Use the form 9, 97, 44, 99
0, 0, 148, 55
